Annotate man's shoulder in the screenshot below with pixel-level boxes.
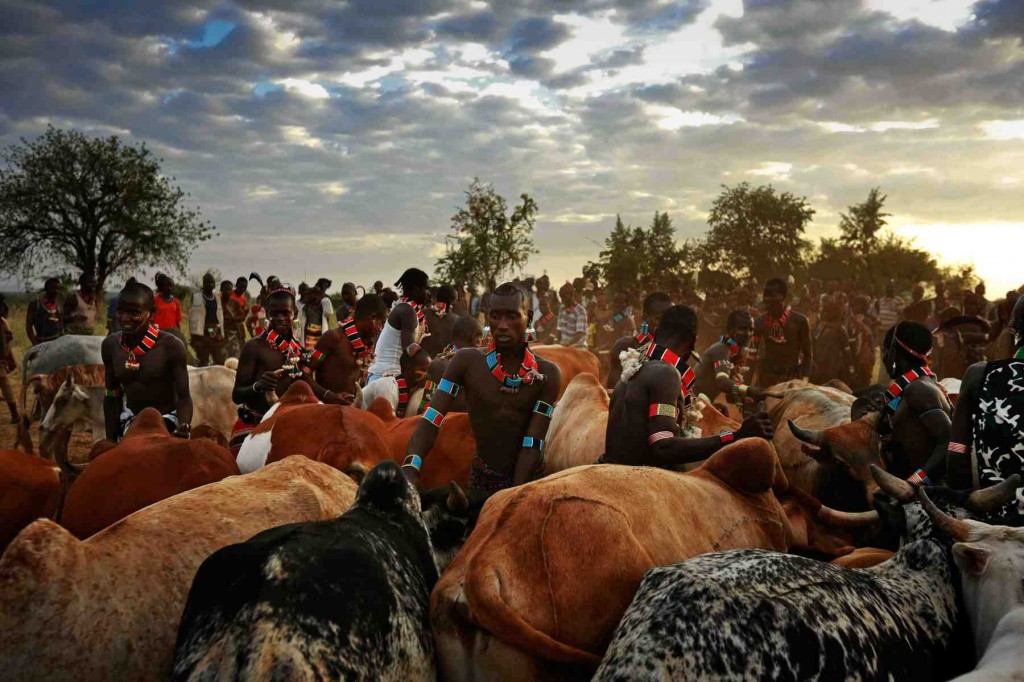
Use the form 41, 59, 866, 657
699, 342, 728, 362
536, 356, 560, 377
612, 335, 637, 353
642, 359, 682, 382
903, 375, 945, 403
789, 310, 809, 324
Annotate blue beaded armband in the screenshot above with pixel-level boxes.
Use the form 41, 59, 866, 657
403, 454, 422, 471
522, 436, 545, 451
437, 378, 461, 398
533, 400, 554, 418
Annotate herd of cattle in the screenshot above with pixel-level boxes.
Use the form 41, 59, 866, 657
1, 335, 1022, 680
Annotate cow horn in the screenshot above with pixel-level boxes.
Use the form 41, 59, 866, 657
447, 481, 469, 513
918, 488, 973, 541
870, 465, 915, 502
53, 429, 85, 481
788, 420, 826, 447
967, 474, 1022, 512
817, 505, 880, 528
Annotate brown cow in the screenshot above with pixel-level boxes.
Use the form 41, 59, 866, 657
430, 439, 874, 680
545, 373, 741, 473
531, 345, 602, 398
237, 381, 391, 480
830, 547, 894, 568
0, 457, 358, 681
0, 449, 60, 551
367, 396, 475, 489
59, 408, 240, 539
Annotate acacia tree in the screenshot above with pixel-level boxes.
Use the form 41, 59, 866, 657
697, 183, 813, 283
592, 212, 689, 294
838, 187, 889, 254
0, 126, 216, 294
434, 178, 538, 289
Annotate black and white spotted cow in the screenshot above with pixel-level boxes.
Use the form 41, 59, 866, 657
594, 467, 1020, 682
171, 460, 473, 681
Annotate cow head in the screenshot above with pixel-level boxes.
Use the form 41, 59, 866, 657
39, 376, 92, 458
421, 481, 480, 573
788, 413, 883, 506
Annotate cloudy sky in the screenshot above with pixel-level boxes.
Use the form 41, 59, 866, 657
2, 0, 1022, 294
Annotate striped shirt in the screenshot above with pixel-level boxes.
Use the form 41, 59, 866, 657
557, 304, 588, 348
874, 296, 903, 334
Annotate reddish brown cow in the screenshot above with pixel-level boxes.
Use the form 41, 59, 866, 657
60, 409, 240, 539
0, 450, 60, 550
368, 397, 475, 489
531, 345, 602, 398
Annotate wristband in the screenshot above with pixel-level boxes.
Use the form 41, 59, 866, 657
907, 469, 929, 486
324, 391, 334, 403
403, 454, 422, 472
104, 388, 122, 398
406, 342, 422, 357
252, 382, 264, 393
533, 400, 554, 418
437, 378, 461, 398
719, 431, 735, 445
649, 403, 679, 419
648, 430, 674, 445
422, 406, 445, 427
522, 436, 545, 451
947, 442, 968, 454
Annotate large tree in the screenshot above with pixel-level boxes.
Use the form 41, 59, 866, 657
434, 178, 538, 289
592, 212, 690, 294
697, 182, 813, 283
838, 186, 889, 254
0, 126, 215, 294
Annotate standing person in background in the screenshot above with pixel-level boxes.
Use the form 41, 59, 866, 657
26, 277, 64, 346
189, 273, 226, 367
873, 280, 904, 378
246, 286, 268, 338
453, 282, 469, 317
63, 272, 99, 335
336, 282, 358, 322
903, 285, 929, 326
0, 295, 18, 423
422, 284, 458, 357
221, 280, 246, 358
297, 282, 332, 351
555, 281, 588, 348
153, 273, 183, 332
748, 278, 812, 389
314, 278, 336, 329
928, 280, 950, 329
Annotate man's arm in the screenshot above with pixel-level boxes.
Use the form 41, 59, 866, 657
904, 380, 953, 483
606, 336, 632, 388
646, 365, 773, 467
62, 295, 77, 325
25, 300, 37, 346
946, 362, 984, 488
300, 333, 352, 404
232, 341, 265, 405
396, 304, 431, 372
101, 338, 122, 442
170, 340, 193, 436
797, 316, 813, 381
513, 362, 562, 486
403, 350, 470, 486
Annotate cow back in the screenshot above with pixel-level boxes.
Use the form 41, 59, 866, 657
432, 440, 788, 668
545, 373, 608, 473
265, 404, 392, 479
531, 345, 602, 399
0, 456, 358, 681
0, 450, 60, 550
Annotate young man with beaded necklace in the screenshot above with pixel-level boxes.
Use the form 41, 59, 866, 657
101, 280, 192, 441
606, 291, 674, 388
693, 309, 781, 405
603, 305, 773, 468
403, 282, 561, 493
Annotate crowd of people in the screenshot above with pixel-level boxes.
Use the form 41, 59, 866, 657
6, 265, 1024, 524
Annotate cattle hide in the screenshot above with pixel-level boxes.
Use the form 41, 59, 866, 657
370, 397, 475, 489
431, 439, 791, 681
531, 345, 602, 398
172, 461, 469, 681
0, 449, 60, 550
0, 457, 358, 681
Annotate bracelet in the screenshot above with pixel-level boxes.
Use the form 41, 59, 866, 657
104, 388, 122, 398
422, 406, 444, 427
252, 382, 263, 393
649, 403, 679, 419
324, 390, 334, 403
907, 469, 929, 486
437, 378, 461, 398
648, 430, 674, 445
947, 442, 968, 454
406, 342, 421, 357
719, 431, 736, 444
403, 454, 422, 472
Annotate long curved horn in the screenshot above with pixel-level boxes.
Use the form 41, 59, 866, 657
919, 488, 973, 541
53, 429, 85, 481
447, 481, 469, 513
967, 474, 1022, 513
870, 464, 915, 502
817, 505, 881, 528
788, 420, 827, 447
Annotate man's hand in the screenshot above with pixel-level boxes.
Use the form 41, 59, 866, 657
737, 411, 774, 440
323, 391, 355, 406
748, 387, 784, 401
254, 369, 283, 391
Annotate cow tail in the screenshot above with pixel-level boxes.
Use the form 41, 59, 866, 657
462, 565, 603, 666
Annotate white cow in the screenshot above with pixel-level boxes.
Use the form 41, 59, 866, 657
40, 365, 239, 451
920, 486, 1024, 680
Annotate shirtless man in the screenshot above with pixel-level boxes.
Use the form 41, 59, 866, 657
366, 268, 432, 416
63, 272, 99, 335
101, 281, 192, 441
606, 292, 673, 388
403, 283, 560, 492
26, 277, 64, 346
603, 305, 772, 468
876, 321, 952, 485
418, 315, 483, 413
229, 288, 304, 456
422, 284, 458, 357
302, 294, 387, 402
693, 309, 779, 404
749, 278, 812, 389
947, 295, 1024, 523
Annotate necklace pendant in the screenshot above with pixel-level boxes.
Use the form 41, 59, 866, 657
125, 354, 140, 371
500, 385, 519, 395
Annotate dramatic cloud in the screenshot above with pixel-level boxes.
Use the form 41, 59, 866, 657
1, 0, 1021, 292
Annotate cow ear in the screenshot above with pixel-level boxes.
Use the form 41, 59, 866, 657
801, 442, 834, 463
952, 543, 991, 575
851, 397, 874, 421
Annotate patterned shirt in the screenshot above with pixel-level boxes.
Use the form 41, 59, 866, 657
557, 304, 588, 348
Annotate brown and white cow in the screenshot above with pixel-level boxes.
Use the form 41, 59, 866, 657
545, 373, 741, 474
430, 439, 875, 680
0, 456, 358, 681
236, 380, 391, 480
58, 408, 240, 539
531, 345, 602, 399
368, 396, 475, 490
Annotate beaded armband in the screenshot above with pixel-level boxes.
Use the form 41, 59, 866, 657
533, 401, 554, 418
422, 406, 445, 428
403, 454, 422, 471
719, 431, 736, 445
648, 403, 679, 419
105, 388, 122, 398
648, 431, 674, 445
947, 442, 968, 454
522, 436, 545, 451
907, 469, 930, 486
437, 378, 461, 398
